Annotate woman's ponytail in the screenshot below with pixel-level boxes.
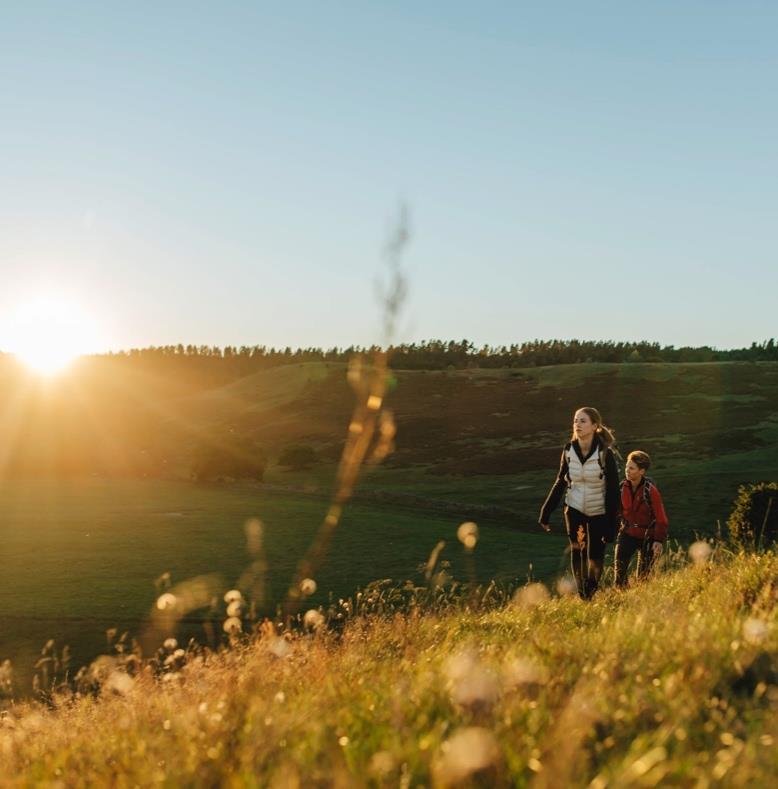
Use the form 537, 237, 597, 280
575, 406, 618, 451
596, 423, 616, 448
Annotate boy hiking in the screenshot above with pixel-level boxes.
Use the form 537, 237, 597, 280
614, 450, 669, 587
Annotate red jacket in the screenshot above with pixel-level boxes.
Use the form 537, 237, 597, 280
620, 478, 669, 542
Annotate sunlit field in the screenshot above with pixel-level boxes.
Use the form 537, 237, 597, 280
2, 545, 777, 785
1, 356, 777, 698
0, 478, 564, 695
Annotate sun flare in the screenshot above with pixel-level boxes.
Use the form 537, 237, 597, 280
5, 295, 96, 376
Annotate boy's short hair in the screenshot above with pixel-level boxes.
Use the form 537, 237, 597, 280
627, 450, 651, 470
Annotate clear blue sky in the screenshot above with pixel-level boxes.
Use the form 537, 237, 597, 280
1, 2, 776, 352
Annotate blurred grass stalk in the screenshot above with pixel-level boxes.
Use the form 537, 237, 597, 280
283, 206, 409, 620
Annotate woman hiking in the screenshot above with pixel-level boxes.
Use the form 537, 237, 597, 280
539, 407, 620, 599
614, 450, 669, 587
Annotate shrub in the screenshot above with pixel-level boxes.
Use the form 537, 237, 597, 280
277, 444, 318, 471
726, 481, 778, 548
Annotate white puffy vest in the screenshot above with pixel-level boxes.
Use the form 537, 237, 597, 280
564, 444, 606, 516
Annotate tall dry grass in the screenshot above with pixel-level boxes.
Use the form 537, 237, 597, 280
1, 544, 777, 786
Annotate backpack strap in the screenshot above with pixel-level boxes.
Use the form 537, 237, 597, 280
597, 444, 610, 479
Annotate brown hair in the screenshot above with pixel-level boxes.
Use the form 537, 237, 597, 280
627, 450, 651, 470
571, 406, 617, 448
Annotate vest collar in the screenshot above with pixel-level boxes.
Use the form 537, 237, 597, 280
571, 437, 601, 464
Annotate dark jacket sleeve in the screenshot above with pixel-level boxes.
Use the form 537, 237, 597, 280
539, 449, 568, 525
604, 448, 621, 534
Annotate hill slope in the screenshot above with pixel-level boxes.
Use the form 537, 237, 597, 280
2, 547, 777, 786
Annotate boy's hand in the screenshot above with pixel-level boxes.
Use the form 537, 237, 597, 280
539, 523, 552, 533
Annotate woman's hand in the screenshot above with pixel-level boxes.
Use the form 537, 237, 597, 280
540, 523, 552, 533
652, 541, 663, 556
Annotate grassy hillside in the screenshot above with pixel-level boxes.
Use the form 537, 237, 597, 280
2, 547, 777, 786
0, 478, 564, 696
0, 359, 775, 698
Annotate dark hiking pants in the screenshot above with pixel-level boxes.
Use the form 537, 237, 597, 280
614, 532, 657, 588
563, 506, 609, 599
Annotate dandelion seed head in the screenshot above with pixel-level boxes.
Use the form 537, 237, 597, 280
457, 521, 479, 549
103, 671, 133, 696
369, 751, 396, 778
513, 582, 550, 609
274, 691, 285, 704
163, 638, 178, 651
223, 617, 242, 634
300, 578, 317, 596
269, 637, 291, 659
156, 593, 177, 611
556, 574, 578, 596
433, 727, 500, 785
226, 601, 243, 617
224, 589, 244, 604
743, 617, 769, 644
445, 650, 499, 710
338, 735, 349, 747
162, 719, 171, 731
303, 609, 325, 631
689, 541, 712, 565
503, 657, 549, 689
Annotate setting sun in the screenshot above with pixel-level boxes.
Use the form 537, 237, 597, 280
5, 295, 96, 375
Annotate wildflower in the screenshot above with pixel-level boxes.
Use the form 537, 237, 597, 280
163, 638, 178, 651
224, 589, 243, 604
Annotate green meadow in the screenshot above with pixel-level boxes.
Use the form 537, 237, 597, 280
0, 477, 564, 695
1, 359, 777, 695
